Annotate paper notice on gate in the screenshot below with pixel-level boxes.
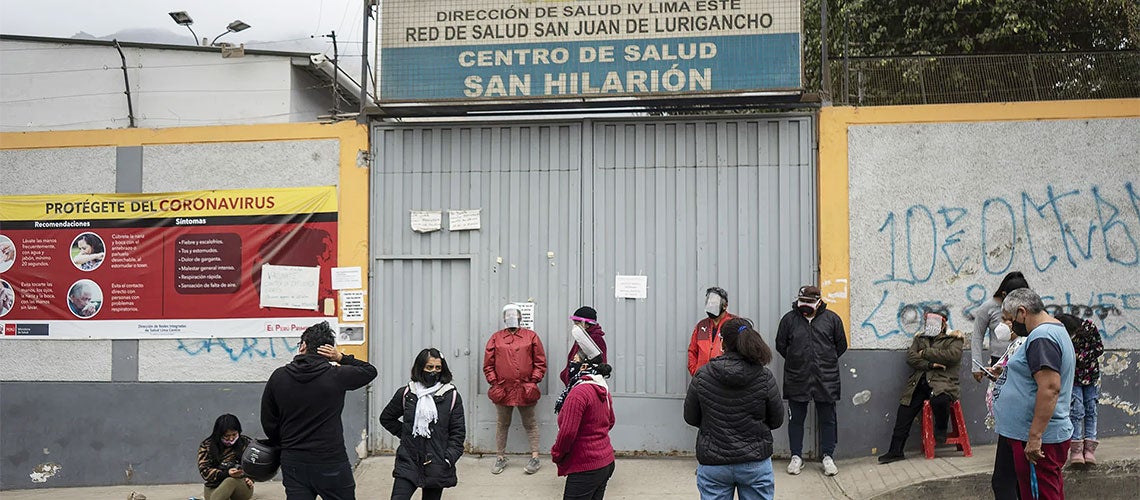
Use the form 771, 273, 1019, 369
514, 301, 535, 329
410, 210, 442, 233
448, 209, 481, 231
615, 275, 648, 299
260, 264, 320, 310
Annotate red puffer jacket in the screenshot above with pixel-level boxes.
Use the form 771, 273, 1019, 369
483, 328, 547, 406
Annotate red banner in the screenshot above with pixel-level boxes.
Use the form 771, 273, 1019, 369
0, 187, 339, 339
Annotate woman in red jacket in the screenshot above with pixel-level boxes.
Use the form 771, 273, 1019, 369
484, 303, 548, 475
551, 347, 615, 500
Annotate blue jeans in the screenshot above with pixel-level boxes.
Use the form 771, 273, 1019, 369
1070, 383, 1099, 440
696, 459, 775, 500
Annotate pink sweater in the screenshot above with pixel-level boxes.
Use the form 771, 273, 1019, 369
551, 381, 615, 476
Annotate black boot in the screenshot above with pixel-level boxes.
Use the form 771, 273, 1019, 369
878, 450, 906, 464
878, 439, 906, 464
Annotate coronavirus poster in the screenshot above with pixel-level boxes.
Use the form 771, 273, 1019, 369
0, 187, 338, 339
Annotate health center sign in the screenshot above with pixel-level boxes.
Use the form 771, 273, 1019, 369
380, 0, 802, 103
0, 187, 338, 339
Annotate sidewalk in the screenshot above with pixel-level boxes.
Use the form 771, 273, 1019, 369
4, 436, 1136, 500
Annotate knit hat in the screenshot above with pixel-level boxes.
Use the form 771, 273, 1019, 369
570, 306, 598, 324
995, 271, 1029, 297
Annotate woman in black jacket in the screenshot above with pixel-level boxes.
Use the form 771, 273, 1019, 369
684, 317, 784, 500
379, 348, 467, 500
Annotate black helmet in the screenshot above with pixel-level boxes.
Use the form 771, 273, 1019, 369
240, 439, 280, 482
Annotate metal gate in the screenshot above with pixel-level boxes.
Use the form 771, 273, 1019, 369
369, 116, 817, 456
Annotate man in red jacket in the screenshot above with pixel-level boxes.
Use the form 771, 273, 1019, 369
688, 287, 735, 376
483, 303, 547, 475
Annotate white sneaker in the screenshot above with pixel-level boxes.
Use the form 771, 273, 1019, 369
822, 456, 838, 476
787, 455, 803, 475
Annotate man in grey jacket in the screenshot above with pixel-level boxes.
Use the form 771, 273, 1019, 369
972, 272, 1029, 382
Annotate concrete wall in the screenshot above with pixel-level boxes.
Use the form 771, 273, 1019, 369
819, 100, 1140, 459
0, 38, 335, 132
0, 122, 371, 488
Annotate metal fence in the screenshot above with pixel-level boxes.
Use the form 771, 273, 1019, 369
830, 51, 1140, 106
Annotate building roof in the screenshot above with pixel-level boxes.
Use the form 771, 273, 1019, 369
0, 33, 318, 58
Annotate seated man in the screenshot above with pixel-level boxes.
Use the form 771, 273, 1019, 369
879, 312, 964, 464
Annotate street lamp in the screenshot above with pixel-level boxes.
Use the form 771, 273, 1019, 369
211, 20, 252, 46
168, 11, 199, 46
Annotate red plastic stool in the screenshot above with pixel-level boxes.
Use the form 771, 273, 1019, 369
922, 399, 972, 459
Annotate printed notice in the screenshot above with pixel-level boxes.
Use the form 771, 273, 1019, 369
514, 301, 535, 329
411, 211, 442, 233
174, 233, 242, 294
260, 264, 320, 310
331, 266, 363, 290
615, 275, 648, 299
340, 290, 365, 322
448, 209, 481, 231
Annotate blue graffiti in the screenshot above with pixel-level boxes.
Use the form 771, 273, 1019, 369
874, 183, 1139, 286
862, 284, 1140, 340
176, 337, 298, 362
863, 182, 1140, 341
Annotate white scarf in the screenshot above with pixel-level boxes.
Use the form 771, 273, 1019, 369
410, 381, 445, 438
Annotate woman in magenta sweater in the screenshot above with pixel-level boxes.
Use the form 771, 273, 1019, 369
551, 349, 615, 500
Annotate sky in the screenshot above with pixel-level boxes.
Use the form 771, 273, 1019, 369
0, 0, 370, 55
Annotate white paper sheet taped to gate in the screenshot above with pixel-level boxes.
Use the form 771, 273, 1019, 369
410, 210, 443, 233
448, 209, 481, 231
615, 275, 648, 299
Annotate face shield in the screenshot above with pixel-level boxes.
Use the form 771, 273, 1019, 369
502, 305, 522, 329
705, 293, 724, 317
922, 312, 944, 337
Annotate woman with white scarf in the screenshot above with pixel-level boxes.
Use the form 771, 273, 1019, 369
379, 348, 467, 500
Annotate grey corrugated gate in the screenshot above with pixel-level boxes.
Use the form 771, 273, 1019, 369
369, 115, 818, 457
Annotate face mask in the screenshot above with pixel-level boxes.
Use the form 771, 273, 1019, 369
567, 360, 584, 381
1012, 321, 1029, 338
222, 436, 238, 446
995, 322, 1012, 340
705, 295, 723, 318
797, 298, 820, 316
422, 371, 441, 386
504, 312, 520, 329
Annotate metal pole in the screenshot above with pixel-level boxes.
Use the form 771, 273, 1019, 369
360, 0, 370, 114
820, 0, 830, 102
330, 30, 340, 113
112, 39, 136, 128
843, 14, 850, 105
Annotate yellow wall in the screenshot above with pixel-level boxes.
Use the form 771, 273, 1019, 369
819, 98, 1140, 338
0, 122, 372, 359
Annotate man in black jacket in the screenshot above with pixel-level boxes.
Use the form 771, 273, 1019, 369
775, 285, 847, 477
261, 321, 377, 500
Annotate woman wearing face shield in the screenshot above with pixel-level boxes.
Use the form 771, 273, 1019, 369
559, 307, 608, 386
484, 303, 548, 475
552, 332, 616, 500
379, 348, 467, 500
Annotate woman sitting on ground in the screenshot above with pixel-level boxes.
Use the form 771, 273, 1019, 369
197, 413, 254, 500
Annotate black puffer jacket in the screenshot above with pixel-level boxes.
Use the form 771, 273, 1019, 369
775, 303, 847, 402
683, 351, 784, 465
378, 384, 466, 489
